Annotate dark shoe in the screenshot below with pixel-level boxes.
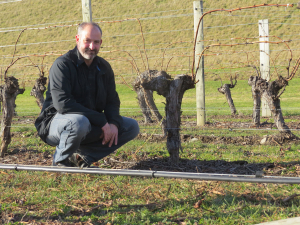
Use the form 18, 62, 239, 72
52, 158, 74, 167
69, 153, 91, 168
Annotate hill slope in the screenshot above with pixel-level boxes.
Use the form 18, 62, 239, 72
0, 0, 299, 85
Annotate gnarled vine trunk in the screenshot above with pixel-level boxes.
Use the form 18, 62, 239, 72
13, 88, 25, 116
30, 76, 47, 109
134, 70, 166, 133
248, 76, 261, 126
133, 86, 153, 123
0, 85, 24, 116
0, 77, 19, 157
141, 71, 194, 164
218, 84, 237, 115
134, 70, 163, 123
248, 76, 294, 138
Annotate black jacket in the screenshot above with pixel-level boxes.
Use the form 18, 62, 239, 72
35, 46, 123, 142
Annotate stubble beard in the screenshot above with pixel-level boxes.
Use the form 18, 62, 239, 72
79, 47, 98, 61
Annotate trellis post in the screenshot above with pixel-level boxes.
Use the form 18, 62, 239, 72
82, 0, 92, 22
194, 1, 206, 126
259, 19, 271, 117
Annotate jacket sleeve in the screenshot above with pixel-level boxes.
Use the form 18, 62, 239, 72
50, 59, 108, 128
103, 61, 123, 129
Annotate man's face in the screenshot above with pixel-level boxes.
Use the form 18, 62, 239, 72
76, 25, 102, 64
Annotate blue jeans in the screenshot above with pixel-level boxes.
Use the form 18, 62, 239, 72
46, 113, 139, 165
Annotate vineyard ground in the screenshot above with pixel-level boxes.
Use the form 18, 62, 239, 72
2, 114, 300, 177
2, 113, 300, 224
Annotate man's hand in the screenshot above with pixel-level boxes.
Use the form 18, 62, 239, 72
108, 124, 118, 147
100, 123, 118, 147
100, 123, 111, 145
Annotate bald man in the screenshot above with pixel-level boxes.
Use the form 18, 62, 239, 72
35, 22, 139, 168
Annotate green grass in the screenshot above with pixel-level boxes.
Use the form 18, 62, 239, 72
1, 170, 300, 224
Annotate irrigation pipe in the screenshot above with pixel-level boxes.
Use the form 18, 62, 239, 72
1, 164, 300, 184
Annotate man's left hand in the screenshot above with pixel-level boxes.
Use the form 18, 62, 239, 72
108, 124, 118, 147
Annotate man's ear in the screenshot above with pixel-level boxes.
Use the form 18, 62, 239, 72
75, 34, 80, 43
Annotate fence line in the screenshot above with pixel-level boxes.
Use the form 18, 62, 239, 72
0, 13, 195, 33
1, 33, 300, 53
10, 106, 300, 114
1, 39, 300, 55
0, 0, 21, 4
0, 8, 191, 21
210, 12, 300, 18
5, 125, 300, 134
1, 6, 298, 31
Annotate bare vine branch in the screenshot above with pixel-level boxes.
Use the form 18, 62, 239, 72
192, 3, 294, 78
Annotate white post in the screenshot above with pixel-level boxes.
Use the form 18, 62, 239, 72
194, 1, 206, 126
82, 0, 92, 22
259, 19, 271, 117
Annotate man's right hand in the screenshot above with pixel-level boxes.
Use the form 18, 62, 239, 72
100, 123, 112, 145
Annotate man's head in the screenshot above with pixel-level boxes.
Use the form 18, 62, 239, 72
76, 22, 102, 66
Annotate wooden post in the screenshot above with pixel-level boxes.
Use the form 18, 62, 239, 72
82, 0, 92, 22
194, 1, 206, 126
259, 19, 271, 117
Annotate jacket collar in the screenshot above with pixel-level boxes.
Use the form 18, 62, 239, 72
68, 46, 87, 67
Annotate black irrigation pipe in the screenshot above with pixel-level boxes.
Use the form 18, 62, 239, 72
1, 163, 300, 184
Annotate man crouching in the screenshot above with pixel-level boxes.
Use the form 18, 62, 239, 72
35, 22, 139, 168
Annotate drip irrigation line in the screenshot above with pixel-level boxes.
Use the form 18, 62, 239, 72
1, 163, 300, 184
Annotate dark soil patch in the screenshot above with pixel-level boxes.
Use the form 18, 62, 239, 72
1, 114, 300, 177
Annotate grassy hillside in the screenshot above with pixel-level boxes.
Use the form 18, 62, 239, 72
0, 0, 300, 87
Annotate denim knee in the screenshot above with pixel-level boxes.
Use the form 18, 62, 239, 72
131, 119, 140, 138
122, 117, 139, 141
68, 114, 91, 138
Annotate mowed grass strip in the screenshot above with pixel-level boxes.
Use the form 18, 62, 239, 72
1, 170, 300, 224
